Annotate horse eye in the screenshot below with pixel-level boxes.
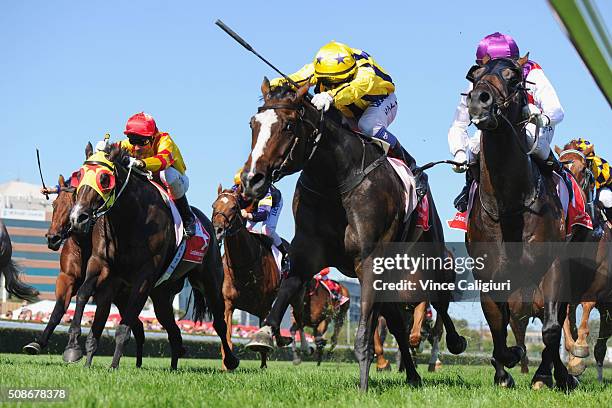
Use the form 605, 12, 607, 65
100, 173, 110, 189
285, 122, 294, 132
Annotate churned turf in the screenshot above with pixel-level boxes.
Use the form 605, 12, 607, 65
0, 353, 610, 407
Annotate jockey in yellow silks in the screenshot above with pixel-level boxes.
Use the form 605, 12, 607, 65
572, 138, 612, 210
270, 41, 427, 197
111, 112, 196, 236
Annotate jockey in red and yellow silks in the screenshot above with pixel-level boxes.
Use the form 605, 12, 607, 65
119, 112, 196, 236
270, 41, 427, 198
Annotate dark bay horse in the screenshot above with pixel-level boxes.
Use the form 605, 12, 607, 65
0, 221, 39, 302
465, 55, 578, 390
66, 144, 239, 370
22, 173, 145, 367
289, 277, 350, 366
211, 186, 300, 369
242, 79, 466, 391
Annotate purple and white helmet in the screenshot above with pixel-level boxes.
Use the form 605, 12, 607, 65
476, 32, 520, 63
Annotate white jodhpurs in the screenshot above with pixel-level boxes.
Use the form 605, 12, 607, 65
247, 196, 283, 247
599, 187, 612, 208
357, 93, 398, 136
160, 167, 189, 199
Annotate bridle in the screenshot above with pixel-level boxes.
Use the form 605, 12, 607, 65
255, 102, 324, 182
212, 192, 244, 243
559, 148, 596, 196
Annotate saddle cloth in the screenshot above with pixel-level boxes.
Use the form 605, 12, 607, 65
387, 157, 430, 230
247, 230, 283, 279
315, 278, 349, 307
447, 171, 592, 235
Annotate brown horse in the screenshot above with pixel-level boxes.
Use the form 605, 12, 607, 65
0, 220, 39, 302
211, 186, 300, 369
65, 144, 239, 370
289, 277, 350, 366
242, 79, 466, 391
465, 55, 581, 390
22, 174, 145, 367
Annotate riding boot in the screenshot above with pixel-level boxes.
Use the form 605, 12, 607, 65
539, 151, 573, 204
277, 240, 291, 275
175, 195, 197, 237
454, 170, 474, 213
373, 128, 428, 199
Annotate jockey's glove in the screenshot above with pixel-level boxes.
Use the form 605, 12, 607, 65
452, 151, 468, 173
127, 157, 146, 170
523, 103, 550, 128
311, 92, 333, 112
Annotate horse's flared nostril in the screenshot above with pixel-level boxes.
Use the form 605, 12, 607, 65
246, 172, 265, 189
76, 213, 90, 225
479, 91, 490, 104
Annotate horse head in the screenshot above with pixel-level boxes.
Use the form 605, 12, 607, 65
556, 141, 594, 193
70, 142, 124, 235
211, 185, 244, 241
466, 54, 529, 131
46, 174, 76, 250
241, 77, 315, 199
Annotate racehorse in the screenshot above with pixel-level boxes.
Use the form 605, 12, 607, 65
465, 54, 578, 390
211, 186, 301, 369
22, 173, 145, 367
289, 276, 350, 366
65, 143, 239, 370
0, 220, 39, 302
242, 79, 466, 391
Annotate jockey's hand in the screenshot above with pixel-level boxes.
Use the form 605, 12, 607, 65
452, 151, 468, 173
311, 92, 333, 112
127, 157, 146, 170
523, 103, 550, 127
240, 209, 251, 220
40, 186, 57, 195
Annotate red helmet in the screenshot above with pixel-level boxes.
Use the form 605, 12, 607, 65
124, 112, 158, 137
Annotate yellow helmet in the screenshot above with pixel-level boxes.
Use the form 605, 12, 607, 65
234, 168, 243, 185
313, 41, 356, 83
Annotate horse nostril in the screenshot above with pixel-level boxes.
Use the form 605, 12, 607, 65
76, 213, 90, 225
249, 173, 265, 187
479, 91, 490, 104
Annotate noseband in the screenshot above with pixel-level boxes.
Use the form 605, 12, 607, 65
212, 192, 244, 242
256, 102, 323, 182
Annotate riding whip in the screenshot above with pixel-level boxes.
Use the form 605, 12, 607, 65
215, 19, 310, 99
36, 148, 49, 200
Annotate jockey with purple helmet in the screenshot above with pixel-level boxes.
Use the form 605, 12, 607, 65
448, 32, 565, 211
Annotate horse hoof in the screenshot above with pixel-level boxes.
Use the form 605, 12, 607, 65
62, 348, 83, 363
223, 354, 240, 371
505, 346, 525, 369
276, 335, 293, 348
567, 356, 586, 376
23, 342, 42, 355
446, 333, 467, 355
494, 372, 515, 388
407, 377, 422, 388
531, 375, 553, 390
376, 361, 391, 372
409, 334, 421, 348
557, 375, 579, 392
571, 344, 590, 358
292, 358, 302, 365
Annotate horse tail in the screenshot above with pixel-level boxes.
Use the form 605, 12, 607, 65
2, 259, 39, 302
192, 286, 211, 322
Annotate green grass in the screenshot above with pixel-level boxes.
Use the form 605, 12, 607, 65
0, 353, 610, 407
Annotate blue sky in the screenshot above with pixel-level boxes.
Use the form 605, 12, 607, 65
1, 1, 610, 324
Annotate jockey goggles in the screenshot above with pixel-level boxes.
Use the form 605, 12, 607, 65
73, 151, 117, 210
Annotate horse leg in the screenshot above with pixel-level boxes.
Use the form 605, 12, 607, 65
594, 307, 612, 383
221, 302, 234, 370
114, 290, 144, 368
481, 295, 522, 388
354, 268, 379, 392
315, 320, 328, 366
409, 301, 426, 347
541, 301, 578, 391
190, 271, 239, 371
383, 303, 422, 387
563, 304, 586, 376
432, 300, 467, 355
374, 318, 390, 371
85, 287, 113, 368
150, 288, 185, 370
63, 266, 101, 363
428, 316, 443, 372
573, 301, 595, 358
328, 303, 347, 356
509, 314, 530, 374
24, 274, 77, 354
289, 322, 301, 365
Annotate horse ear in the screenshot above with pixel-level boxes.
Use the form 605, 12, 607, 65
108, 142, 122, 162
85, 142, 93, 159
295, 82, 311, 100
261, 76, 271, 100
58, 174, 65, 186
218, 184, 223, 195
554, 145, 562, 156
518, 53, 529, 67
482, 54, 491, 65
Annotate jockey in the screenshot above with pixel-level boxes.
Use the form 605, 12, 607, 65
449, 32, 565, 211
270, 41, 427, 197
314, 268, 343, 303
571, 138, 612, 216
119, 112, 197, 236
232, 169, 290, 271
